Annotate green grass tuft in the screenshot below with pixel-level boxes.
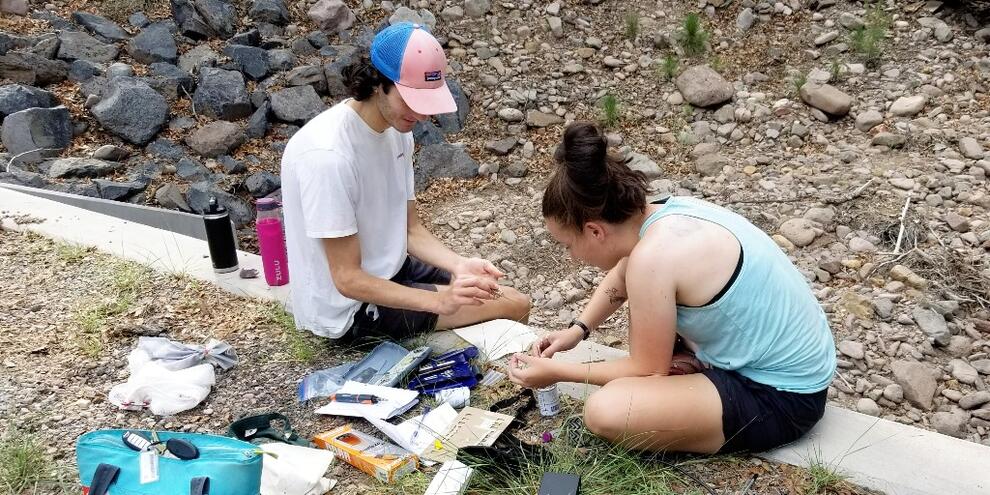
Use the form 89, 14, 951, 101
679, 13, 709, 57
72, 263, 149, 358
624, 11, 640, 41
803, 446, 848, 494
849, 1, 890, 68
0, 427, 71, 494
600, 93, 621, 128
659, 53, 679, 81
54, 242, 91, 264
791, 71, 808, 95
262, 302, 321, 363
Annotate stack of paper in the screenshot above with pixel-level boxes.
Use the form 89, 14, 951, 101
314, 381, 419, 420
452, 319, 538, 361
366, 403, 459, 463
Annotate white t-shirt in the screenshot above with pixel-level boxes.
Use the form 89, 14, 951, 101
280, 101, 415, 338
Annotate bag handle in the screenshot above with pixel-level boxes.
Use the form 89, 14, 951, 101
88, 464, 120, 495
190, 476, 210, 495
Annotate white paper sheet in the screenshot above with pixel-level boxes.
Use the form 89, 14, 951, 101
259, 443, 336, 495
314, 381, 419, 420
366, 403, 458, 461
452, 319, 538, 361
424, 460, 474, 495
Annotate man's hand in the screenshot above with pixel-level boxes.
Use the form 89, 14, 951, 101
433, 275, 499, 315
531, 326, 584, 358
507, 353, 561, 389
453, 257, 504, 281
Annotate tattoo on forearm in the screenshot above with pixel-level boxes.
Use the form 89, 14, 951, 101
605, 287, 627, 305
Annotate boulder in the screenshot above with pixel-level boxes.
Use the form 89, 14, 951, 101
185, 121, 246, 158
0, 52, 69, 85
192, 68, 251, 120
128, 23, 178, 64
890, 95, 926, 117
46, 157, 122, 178
245, 101, 270, 139
694, 153, 730, 177
308, 0, 356, 32
799, 82, 851, 116
179, 45, 220, 74
435, 78, 469, 134
56, 31, 118, 64
465, 0, 490, 17
155, 182, 190, 211
222, 45, 269, 81
890, 360, 937, 410
0, 84, 56, 122
71, 11, 129, 41
413, 143, 478, 192
912, 307, 950, 346
1, 106, 72, 163
244, 170, 280, 197
249, 0, 290, 25
171, 0, 238, 39
147, 63, 196, 99
94, 179, 147, 200
92, 77, 169, 145
525, 110, 563, 127
270, 85, 326, 124
186, 181, 253, 227
675, 65, 734, 107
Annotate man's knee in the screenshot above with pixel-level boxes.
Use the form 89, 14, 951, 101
499, 285, 531, 321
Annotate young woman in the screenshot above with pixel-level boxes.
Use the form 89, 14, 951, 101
507, 122, 836, 454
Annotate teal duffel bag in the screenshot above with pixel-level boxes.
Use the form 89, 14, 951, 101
77, 430, 263, 495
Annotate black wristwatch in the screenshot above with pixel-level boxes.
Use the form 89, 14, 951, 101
570, 319, 592, 340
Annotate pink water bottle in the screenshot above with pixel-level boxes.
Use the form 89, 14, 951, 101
256, 198, 289, 286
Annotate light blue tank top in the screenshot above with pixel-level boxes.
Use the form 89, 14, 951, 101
639, 197, 836, 393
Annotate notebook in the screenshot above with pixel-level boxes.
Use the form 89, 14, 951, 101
314, 381, 419, 420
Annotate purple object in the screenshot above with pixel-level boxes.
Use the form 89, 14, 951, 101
541, 431, 553, 443
255, 198, 289, 287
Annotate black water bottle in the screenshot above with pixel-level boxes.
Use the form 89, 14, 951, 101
203, 197, 239, 273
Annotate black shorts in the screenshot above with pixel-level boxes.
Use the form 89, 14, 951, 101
347, 256, 452, 342
703, 368, 827, 453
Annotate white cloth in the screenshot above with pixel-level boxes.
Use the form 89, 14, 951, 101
127, 337, 238, 372
108, 362, 215, 416
280, 101, 415, 338
260, 443, 336, 495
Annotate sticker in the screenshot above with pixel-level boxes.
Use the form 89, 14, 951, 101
139, 449, 159, 484
424, 70, 442, 82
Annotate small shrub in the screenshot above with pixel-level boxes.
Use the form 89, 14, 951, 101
659, 53, 679, 81
599, 93, 620, 128
624, 11, 640, 41
849, 1, 890, 67
805, 448, 848, 494
791, 71, 808, 95
0, 428, 47, 494
679, 13, 710, 57
829, 58, 843, 81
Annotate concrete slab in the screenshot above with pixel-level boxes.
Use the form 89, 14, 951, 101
0, 185, 290, 305
7, 183, 990, 495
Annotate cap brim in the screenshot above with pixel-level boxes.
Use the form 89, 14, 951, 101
395, 83, 457, 116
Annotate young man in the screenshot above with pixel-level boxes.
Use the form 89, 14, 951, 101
280, 22, 530, 340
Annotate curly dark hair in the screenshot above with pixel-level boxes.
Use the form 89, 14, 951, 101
341, 54, 395, 100
542, 121, 650, 231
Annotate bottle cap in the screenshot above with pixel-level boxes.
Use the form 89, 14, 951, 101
207, 196, 226, 215
256, 197, 279, 211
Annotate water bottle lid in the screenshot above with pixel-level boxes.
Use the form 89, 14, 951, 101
256, 197, 280, 211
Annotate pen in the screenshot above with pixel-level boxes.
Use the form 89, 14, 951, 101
329, 393, 381, 404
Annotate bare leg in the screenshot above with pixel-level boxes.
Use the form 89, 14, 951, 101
583, 373, 725, 453
435, 284, 531, 329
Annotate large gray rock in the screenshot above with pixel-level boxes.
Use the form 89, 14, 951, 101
676, 65, 734, 107
308, 0, 356, 32
0, 84, 56, 122
958, 137, 985, 160
270, 85, 326, 124
245, 170, 280, 197
694, 153, 730, 177
56, 31, 118, 64
0, 52, 69, 85
931, 410, 969, 438
413, 120, 444, 146
464, 0, 490, 17
890, 95, 926, 117
92, 77, 169, 145
890, 360, 937, 410
323, 48, 359, 97
129, 23, 178, 64
94, 179, 147, 200
47, 157, 122, 178
1, 106, 72, 163
435, 78, 469, 134
179, 45, 219, 74
854, 110, 883, 132
193, 68, 251, 120
525, 110, 563, 127
950, 359, 979, 385
959, 391, 990, 410
186, 181, 253, 227
626, 151, 662, 178
155, 182, 190, 211
389, 7, 437, 31
72, 11, 129, 41
172, 0, 238, 39
779, 218, 817, 247
185, 120, 246, 158
799, 83, 851, 116
413, 143, 478, 192
249, 0, 289, 25
246, 101, 270, 138
222, 45, 269, 81
286, 65, 327, 93
147, 63, 195, 99
912, 307, 951, 346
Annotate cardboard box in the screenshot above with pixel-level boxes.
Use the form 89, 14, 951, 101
313, 425, 418, 484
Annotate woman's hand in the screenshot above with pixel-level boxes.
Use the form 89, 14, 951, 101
506, 353, 562, 389
531, 326, 584, 358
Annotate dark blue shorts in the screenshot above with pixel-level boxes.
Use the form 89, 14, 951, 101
703, 368, 827, 453
347, 256, 451, 341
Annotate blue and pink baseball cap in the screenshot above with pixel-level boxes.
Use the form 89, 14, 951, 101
371, 22, 456, 115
